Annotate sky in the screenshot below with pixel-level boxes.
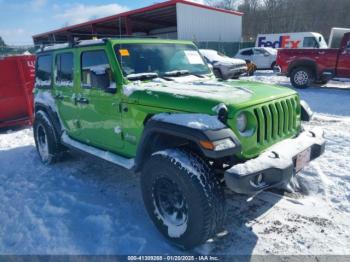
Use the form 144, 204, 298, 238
0, 0, 206, 46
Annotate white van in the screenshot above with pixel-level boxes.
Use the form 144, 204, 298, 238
256, 32, 328, 49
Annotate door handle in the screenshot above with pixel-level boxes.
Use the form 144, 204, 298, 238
318, 51, 325, 55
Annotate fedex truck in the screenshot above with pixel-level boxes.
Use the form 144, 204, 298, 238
256, 32, 328, 49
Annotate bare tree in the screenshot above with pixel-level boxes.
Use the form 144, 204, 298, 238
207, 0, 241, 10
208, 0, 350, 41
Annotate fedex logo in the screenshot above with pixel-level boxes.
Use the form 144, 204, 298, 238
258, 36, 301, 48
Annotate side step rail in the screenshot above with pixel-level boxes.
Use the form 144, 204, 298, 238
61, 132, 135, 170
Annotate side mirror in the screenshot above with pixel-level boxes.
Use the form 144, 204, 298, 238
90, 68, 116, 93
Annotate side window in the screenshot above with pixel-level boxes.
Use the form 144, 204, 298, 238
81, 50, 112, 89
303, 37, 319, 48
254, 48, 266, 55
56, 52, 74, 87
241, 49, 253, 56
36, 54, 52, 87
217, 51, 226, 57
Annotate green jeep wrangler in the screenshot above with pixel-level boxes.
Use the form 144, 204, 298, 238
33, 38, 325, 249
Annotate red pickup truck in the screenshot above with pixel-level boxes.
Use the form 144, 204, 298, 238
277, 32, 350, 88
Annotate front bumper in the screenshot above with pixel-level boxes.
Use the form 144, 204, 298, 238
224, 128, 325, 195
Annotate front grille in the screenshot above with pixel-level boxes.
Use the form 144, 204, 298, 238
253, 97, 298, 145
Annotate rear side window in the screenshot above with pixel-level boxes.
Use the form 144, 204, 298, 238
36, 54, 52, 87
241, 49, 253, 56
56, 52, 74, 87
303, 37, 319, 48
81, 50, 112, 89
254, 48, 267, 55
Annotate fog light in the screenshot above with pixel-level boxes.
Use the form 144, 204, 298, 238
250, 173, 265, 188
256, 174, 263, 184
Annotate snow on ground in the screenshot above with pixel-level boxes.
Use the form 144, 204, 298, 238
0, 71, 350, 255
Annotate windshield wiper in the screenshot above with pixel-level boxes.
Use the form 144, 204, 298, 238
126, 72, 159, 81
164, 70, 190, 77
164, 70, 206, 79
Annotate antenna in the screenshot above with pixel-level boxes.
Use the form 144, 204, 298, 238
119, 17, 123, 65
119, 17, 122, 41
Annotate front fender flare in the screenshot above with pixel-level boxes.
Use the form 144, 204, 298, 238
134, 118, 241, 172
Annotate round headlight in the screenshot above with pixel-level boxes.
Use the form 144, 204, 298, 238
237, 112, 248, 133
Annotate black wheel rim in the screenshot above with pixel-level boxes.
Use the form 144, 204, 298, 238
153, 177, 188, 227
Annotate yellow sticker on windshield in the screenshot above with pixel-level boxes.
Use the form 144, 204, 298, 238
119, 49, 130, 56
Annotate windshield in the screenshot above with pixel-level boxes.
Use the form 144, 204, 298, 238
114, 43, 211, 80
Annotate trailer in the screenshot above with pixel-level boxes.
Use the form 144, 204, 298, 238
0, 55, 35, 128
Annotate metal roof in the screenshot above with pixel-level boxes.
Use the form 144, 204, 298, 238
33, 0, 243, 44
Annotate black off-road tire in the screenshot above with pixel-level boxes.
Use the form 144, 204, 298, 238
33, 110, 62, 164
141, 149, 226, 249
271, 61, 276, 70
290, 67, 315, 89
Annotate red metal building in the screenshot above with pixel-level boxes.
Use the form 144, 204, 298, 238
33, 0, 243, 45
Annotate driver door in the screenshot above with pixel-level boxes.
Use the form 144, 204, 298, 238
76, 48, 123, 151
53, 51, 80, 138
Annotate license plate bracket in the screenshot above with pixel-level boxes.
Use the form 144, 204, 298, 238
295, 147, 311, 172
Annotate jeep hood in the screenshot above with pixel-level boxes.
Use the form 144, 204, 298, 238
123, 77, 297, 117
